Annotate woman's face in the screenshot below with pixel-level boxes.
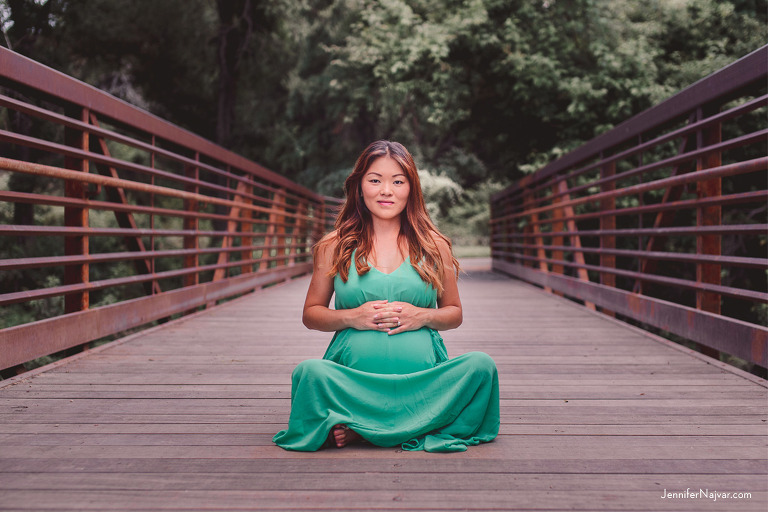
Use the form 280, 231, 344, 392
361, 156, 411, 222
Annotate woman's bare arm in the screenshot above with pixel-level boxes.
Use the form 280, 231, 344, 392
427, 236, 463, 329
301, 235, 387, 332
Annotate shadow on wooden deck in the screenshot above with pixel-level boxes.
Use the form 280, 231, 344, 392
1, 261, 766, 511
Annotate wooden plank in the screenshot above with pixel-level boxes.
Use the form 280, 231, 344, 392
0, 443, 765, 460
0, 269, 766, 512
2, 373, 757, 384
0, 489, 765, 511
1, 422, 766, 436
2, 457, 765, 475
2, 385, 765, 400
5, 396, 766, 408
1, 472, 765, 492
2, 413, 766, 427
3, 405, 765, 421
0, 433, 765, 450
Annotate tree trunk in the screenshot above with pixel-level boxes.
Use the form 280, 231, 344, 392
215, 0, 254, 148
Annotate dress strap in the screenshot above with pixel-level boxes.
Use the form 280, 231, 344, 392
430, 328, 448, 365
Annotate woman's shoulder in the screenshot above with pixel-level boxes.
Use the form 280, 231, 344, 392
428, 230, 458, 274
318, 230, 340, 246
317, 230, 342, 251
313, 230, 339, 264
428, 230, 451, 253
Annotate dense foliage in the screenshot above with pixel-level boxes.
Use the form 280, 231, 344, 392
2, 1, 764, 191
1, 0, 765, 244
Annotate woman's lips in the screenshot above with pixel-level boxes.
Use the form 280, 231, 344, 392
377, 201, 395, 206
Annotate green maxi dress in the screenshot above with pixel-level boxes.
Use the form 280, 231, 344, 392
272, 254, 500, 453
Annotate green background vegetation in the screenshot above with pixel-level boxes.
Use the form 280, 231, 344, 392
1, 0, 765, 244
0, 1, 765, 373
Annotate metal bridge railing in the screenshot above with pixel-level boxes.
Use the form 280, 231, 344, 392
0, 47, 341, 373
490, 46, 767, 369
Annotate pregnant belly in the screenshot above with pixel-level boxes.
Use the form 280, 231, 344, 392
341, 327, 436, 374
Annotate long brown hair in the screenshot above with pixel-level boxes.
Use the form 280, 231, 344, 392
317, 140, 459, 295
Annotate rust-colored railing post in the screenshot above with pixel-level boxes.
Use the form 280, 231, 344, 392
273, 188, 288, 268
183, 154, 200, 288
150, 135, 157, 293
522, 188, 535, 269
490, 194, 509, 264
600, 156, 616, 316
528, 189, 550, 292
550, 183, 565, 297
488, 198, 496, 261
289, 199, 308, 266
316, 199, 327, 246
63, 107, 90, 315
507, 196, 518, 266
696, 104, 723, 358
259, 188, 285, 271
556, 180, 595, 310
241, 178, 254, 275
635, 137, 644, 294
211, 178, 250, 287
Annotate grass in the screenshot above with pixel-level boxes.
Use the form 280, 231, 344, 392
453, 245, 491, 258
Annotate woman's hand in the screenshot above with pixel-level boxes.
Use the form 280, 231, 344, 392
347, 300, 391, 331
373, 301, 426, 335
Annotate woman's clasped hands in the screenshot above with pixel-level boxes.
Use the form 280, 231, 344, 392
349, 300, 424, 335
369, 300, 423, 335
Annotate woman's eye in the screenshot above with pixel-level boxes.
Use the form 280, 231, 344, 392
394, 180, 405, 185
369, 179, 380, 183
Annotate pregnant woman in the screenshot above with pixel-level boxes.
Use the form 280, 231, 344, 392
273, 140, 499, 453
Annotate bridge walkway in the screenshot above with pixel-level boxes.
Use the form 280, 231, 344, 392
1, 260, 766, 511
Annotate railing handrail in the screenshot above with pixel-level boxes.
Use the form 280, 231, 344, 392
0, 46, 319, 201
493, 45, 768, 201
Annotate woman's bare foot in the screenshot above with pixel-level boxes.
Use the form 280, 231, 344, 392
330, 424, 362, 448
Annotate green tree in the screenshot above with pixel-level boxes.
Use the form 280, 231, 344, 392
1, 0, 765, 207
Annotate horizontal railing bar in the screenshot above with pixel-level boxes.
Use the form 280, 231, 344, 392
0, 156, 315, 223
516, 190, 768, 229
0, 191, 318, 229
490, 156, 768, 224
0, 129, 265, 206
491, 45, 768, 203
0, 253, 311, 306
492, 251, 767, 302
0, 129, 317, 213
0, 242, 311, 270
0, 264, 312, 370
0, 93, 315, 207
0, 224, 312, 238
492, 259, 767, 367
547, 130, 767, 209
491, 224, 768, 239
0, 94, 258, 202
495, 243, 766, 269
496, 129, 768, 216
0, 47, 323, 202
497, 94, 768, 203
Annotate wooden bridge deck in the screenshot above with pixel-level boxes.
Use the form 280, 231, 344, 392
1, 260, 766, 511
